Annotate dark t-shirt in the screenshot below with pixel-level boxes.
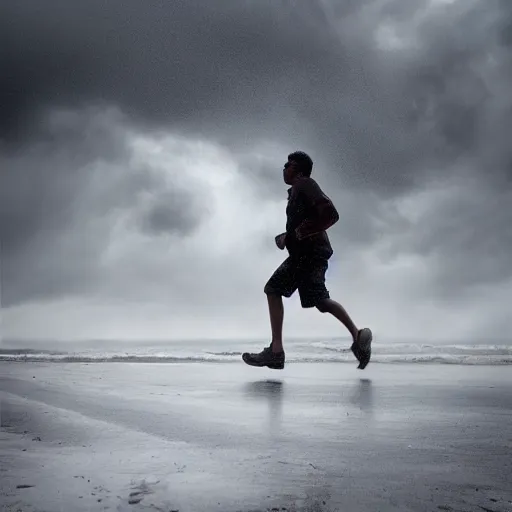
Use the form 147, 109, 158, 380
284, 177, 335, 259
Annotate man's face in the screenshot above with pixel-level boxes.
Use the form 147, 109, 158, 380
283, 159, 300, 185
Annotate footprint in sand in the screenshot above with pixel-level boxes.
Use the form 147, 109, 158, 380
128, 490, 145, 505
126, 479, 161, 505
128, 497, 142, 505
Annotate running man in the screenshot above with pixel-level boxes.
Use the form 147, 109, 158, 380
242, 151, 372, 370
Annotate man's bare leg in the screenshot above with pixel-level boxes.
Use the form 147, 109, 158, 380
316, 298, 359, 342
267, 293, 284, 353
241, 293, 286, 369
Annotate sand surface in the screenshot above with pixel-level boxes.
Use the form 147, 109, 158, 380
1, 362, 512, 512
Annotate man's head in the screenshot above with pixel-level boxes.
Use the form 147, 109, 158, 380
283, 151, 313, 185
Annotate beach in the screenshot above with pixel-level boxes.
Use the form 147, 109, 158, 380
1, 361, 511, 512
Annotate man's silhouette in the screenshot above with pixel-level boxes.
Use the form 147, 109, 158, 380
242, 151, 372, 370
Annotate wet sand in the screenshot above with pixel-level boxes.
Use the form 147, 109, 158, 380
1, 362, 511, 511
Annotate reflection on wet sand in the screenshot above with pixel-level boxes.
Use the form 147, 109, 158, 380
243, 379, 284, 432
349, 378, 373, 412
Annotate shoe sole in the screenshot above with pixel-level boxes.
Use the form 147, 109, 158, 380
242, 353, 285, 370
357, 349, 371, 370
352, 328, 372, 370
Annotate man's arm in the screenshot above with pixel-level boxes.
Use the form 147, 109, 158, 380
295, 178, 339, 240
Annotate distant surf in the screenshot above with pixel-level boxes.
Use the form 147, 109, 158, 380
1, 340, 511, 365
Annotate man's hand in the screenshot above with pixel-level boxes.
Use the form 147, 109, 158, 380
275, 233, 287, 250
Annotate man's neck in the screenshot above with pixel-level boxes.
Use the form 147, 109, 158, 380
289, 174, 308, 187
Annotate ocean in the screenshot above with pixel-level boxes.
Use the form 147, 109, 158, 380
1, 337, 511, 365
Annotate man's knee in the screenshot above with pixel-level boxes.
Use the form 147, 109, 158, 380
315, 299, 330, 313
264, 281, 275, 295
264, 284, 284, 300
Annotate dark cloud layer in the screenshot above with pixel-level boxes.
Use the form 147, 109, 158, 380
2, 0, 512, 312
3, 0, 511, 191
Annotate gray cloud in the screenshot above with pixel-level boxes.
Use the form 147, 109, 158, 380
400, 180, 512, 298
0, 108, 208, 307
137, 189, 205, 236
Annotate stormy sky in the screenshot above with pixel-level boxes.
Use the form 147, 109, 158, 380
1, 0, 511, 343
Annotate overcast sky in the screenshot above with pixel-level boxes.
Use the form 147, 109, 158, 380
1, 0, 511, 344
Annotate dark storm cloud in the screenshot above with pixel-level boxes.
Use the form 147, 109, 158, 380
1, 0, 321, 147
2, 0, 511, 191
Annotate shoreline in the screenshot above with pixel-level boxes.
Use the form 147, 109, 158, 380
2, 359, 511, 365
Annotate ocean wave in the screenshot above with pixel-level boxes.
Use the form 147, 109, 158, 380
309, 341, 512, 355
1, 352, 511, 365
0, 348, 67, 355
204, 351, 243, 356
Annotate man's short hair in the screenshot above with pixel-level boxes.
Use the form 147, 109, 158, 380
288, 151, 313, 177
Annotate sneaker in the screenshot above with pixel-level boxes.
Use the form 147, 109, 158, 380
242, 345, 285, 370
350, 328, 373, 370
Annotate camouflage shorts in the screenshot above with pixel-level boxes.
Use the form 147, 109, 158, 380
264, 255, 330, 308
